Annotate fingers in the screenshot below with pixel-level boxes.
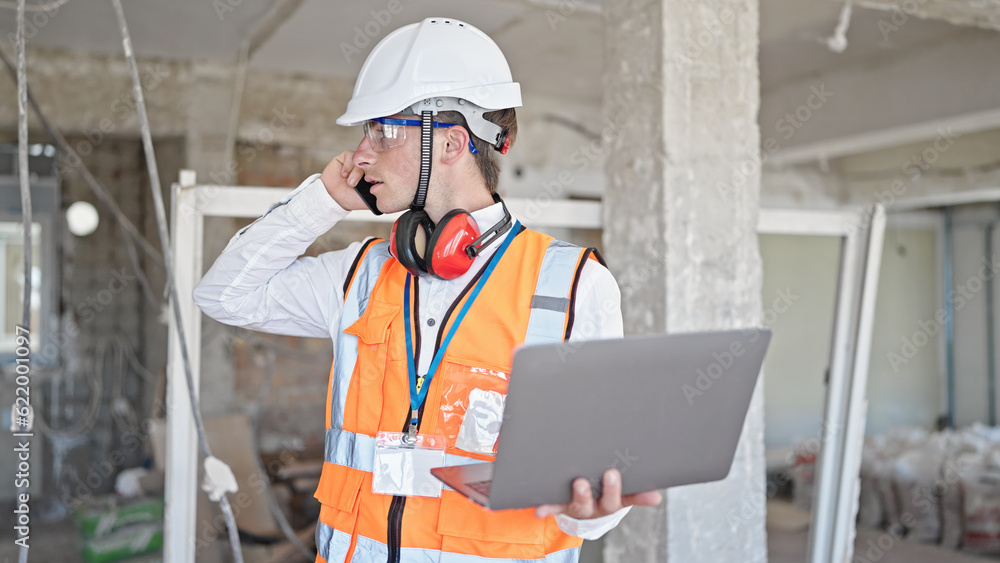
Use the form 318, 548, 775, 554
338, 153, 365, 188
320, 150, 369, 211
535, 503, 565, 519
566, 478, 596, 518
622, 490, 663, 508
333, 151, 360, 185
536, 471, 660, 521
598, 469, 623, 514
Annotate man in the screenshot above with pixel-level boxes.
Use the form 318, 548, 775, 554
195, 17, 660, 563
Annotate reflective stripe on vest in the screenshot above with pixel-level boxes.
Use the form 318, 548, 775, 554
316, 523, 582, 563
524, 240, 586, 347
329, 240, 392, 432
325, 426, 483, 473
316, 519, 352, 563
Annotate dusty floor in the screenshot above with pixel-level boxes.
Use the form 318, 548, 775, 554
766, 499, 997, 563
768, 525, 998, 562
1, 504, 996, 562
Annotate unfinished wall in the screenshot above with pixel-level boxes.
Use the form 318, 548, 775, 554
760, 225, 944, 451
0, 131, 182, 507
760, 125, 1000, 437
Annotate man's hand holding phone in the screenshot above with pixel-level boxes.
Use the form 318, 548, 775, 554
321, 150, 371, 212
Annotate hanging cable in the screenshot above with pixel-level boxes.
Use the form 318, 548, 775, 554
15, 1, 31, 560
31, 359, 103, 438
824, 1, 853, 53
16, 5, 30, 328
0, 47, 165, 269
105, 336, 139, 432
108, 2, 244, 562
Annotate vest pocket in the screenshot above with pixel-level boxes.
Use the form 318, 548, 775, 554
433, 359, 511, 460
344, 300, 399, 345
437, 490, 545, 552
342, 302, 399, 436
316, 464, 366, 516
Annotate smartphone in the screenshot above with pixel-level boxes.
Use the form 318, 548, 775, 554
354, 178, 382, 215
353, 179, 383, 216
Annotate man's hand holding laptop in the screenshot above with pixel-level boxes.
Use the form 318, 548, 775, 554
534, 468, 664, 519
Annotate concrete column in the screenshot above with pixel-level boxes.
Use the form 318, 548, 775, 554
602, 0, 766, 561
185, 61, 238, 417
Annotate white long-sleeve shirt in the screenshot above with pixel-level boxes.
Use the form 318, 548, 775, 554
193, 174, 629, 539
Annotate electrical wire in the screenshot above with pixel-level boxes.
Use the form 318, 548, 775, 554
105, 335, 139, 432
31, 349, 103, 438
15, 1, 31, 560
0, 47, 165, 269
0, 0, 69, 12
108, 2, 243, 562
824, 1, 853, 53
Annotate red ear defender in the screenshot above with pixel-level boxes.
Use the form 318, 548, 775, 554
425, 210, 480, 280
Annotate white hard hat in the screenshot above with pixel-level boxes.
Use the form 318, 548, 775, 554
337, 17, 521, 147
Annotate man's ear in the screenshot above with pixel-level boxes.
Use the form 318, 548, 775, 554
439, 126, 470, 166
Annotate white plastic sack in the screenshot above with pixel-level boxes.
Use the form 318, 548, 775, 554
963, 451, 1000, 555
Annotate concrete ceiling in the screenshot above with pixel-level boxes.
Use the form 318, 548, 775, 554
759, 0, 983, 90
852, 0, 1000, 30
0, 0, 990, 103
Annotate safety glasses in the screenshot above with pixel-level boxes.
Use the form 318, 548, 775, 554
363, 118, 479, 154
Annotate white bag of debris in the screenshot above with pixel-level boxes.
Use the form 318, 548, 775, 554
940, 430, 993, 549
962, 448, 1000, 554
873, 428, 927, 531
893, 435, 948, 543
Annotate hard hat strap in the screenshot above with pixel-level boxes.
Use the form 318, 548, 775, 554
412, 110, 433, 211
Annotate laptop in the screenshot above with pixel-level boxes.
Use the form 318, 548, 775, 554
431, 329, 772, 510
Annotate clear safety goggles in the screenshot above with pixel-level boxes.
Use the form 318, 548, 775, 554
363, 117, 479, 154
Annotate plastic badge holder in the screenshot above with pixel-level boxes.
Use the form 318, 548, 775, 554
372, 431, 446, 498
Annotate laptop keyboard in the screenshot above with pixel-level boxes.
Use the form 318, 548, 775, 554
467, 479, 493, 497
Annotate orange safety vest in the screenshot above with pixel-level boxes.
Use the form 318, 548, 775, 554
314, 228, 604, 563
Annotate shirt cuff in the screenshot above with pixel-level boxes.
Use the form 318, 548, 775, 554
555, 506, 631, 540
284, 173, 350, 235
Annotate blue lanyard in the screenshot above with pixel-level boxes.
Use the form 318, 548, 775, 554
402, 221, 520, 438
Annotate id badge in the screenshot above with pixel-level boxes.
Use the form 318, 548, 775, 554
372, 431, 446, 498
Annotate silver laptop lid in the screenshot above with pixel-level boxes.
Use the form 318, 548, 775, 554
488, 329, 771, 510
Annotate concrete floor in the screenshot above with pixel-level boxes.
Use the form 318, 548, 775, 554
766, 500, 997, 563
2, 505, 997, 563
768, 525, 998, 563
